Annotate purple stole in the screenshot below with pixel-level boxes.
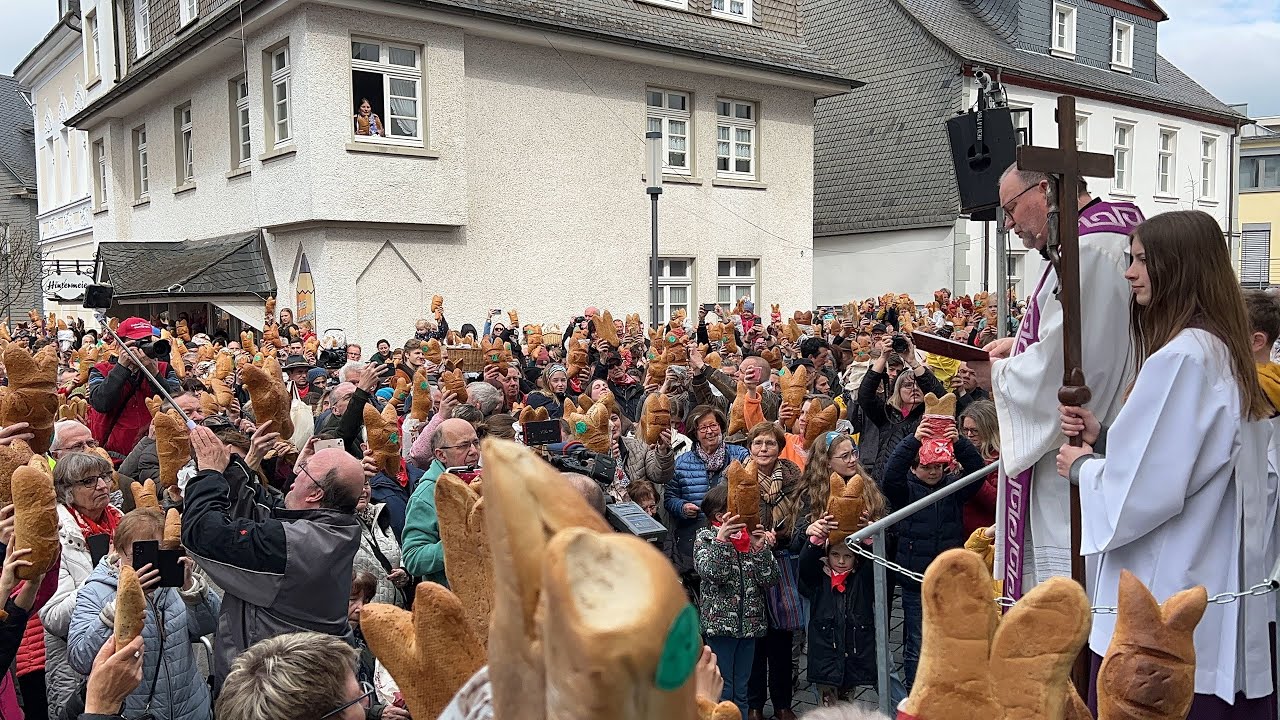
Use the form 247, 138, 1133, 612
1001, 200, 1145, 601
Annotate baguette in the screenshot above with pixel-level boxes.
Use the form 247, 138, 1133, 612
152, 409, 191, 489
12, 458, 58, 580
0, 439, 35, 507
131, 479, 159, 510
162, 508, 182, 550
435, 473, 491, 649
725, 460, 760, 531
114, 564, 146, 648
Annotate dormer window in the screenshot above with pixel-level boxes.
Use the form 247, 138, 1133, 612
712, 0, 752, 23
1051, 3, 1076, 57
1111, 19, 1134, 72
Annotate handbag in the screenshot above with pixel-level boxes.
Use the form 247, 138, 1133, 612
765, 550, 804, 631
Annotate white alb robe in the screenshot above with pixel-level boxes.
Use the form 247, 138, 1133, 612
1077, 329, 1277, 702
992, 227, 1136, 587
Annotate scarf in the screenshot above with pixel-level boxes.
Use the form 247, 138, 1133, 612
396, 458, 410, 489
68, 504, 123, 540
757, 464, 784, 506
830, 570, 850, 593
696, 443, 728, 478
711, 522, 751, 553
611, 442, 629, 492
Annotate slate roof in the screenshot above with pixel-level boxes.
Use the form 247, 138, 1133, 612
0, 76, 37, 190
898, 0, 1241, 122
398, 0, 852, 85
97, 232, 276, 299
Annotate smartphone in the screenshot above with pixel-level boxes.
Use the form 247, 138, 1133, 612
700, 303, 718, 312
313, 438, 344, 452
131, 540, 185, 587
86, 533, 111, 568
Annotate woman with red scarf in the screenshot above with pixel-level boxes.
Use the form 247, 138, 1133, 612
39, 452, 124, 717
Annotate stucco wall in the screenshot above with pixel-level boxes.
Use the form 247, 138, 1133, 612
813, 225, 955, 304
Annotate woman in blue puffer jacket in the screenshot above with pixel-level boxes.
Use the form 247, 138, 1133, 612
66, 509, 220, 720
665, 405, 749, 578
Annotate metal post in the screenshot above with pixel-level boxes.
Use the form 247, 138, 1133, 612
645, 130, 664, 329
873, 529, 892, 717
851, 461, 1000, 544
996, 208, 1010, 338
650, 193, 660, 329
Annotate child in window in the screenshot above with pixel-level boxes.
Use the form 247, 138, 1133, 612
354, 97, 384, 137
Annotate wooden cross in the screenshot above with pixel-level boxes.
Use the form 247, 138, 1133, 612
1015, 95, 1114, 696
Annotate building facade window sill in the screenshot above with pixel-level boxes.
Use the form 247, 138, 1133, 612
173, 182, 197, 195
1198, 198, 1220, 206
1241, 187, 1280, 194
344, 141, 439, 158
1152, 194, 1179, 204
86, 76, 101, 90
1050, 48, 1076, 60
1109, 189, 1136, 199
643, 174, 703, 186
258, 145, 296, 164
226, 166, 252, 180
710, 10, 751, 24
132, 197, 150, 208
712, 177, 766, 190
93, 206, 108, 216
1109, 62, 1133, 74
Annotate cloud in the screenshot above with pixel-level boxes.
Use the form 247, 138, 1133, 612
1, 2, 60, 77
1157, 0, 1280, 116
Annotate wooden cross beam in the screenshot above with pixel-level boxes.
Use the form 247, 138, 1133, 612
1015, 94, 1114, 697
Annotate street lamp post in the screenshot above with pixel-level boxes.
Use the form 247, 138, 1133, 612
646, 131, 663, 329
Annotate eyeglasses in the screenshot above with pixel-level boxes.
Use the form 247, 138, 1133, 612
1002, 182, 1039, 216
73, 473, 113, 488
696, 424, 721, 435
321, 682, 375, 718
962, 426, 980, 439
296, 461, 330, 495
832, 450, 857, 464
438, 438, 481, 451
63, 438, 99, 452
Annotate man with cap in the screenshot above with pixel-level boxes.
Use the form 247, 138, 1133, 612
282, 355, 314, 402
85, 317, 182, 461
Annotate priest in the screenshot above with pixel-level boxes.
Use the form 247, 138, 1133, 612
984, 165, 1142, 597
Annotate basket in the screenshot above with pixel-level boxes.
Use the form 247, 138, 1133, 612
447, 346, 486, 373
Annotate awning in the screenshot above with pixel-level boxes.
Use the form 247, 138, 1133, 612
95, 230, 276, 302
204, 297, 269, 331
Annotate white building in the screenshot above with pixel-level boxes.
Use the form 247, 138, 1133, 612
13, 1, 98, 322
59, 0, 855, 349
806, 0, 1245, 304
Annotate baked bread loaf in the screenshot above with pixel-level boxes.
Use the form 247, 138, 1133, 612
131, 480, 159, 511
593, 310, 621, 347
924, 392, 957, 417
0, 344, 59, 453
439, 368, 467, 404
389, 377, 410, 412
424, 338, 443, 365
722, 330, 739, 356
364, 403, 402, 478
707, 323, 724, 343
826, 473, 867, 546
162, 508, 182, 550
209, 378, 233, 409
760, 349, 783, 371
640, 393, 672, 446
625, 313, 642, 338
567, 342, 590, 381
435, 473, 491, 649
803, 401, 838, 448
57, 396, 88, 423
645, 354, 669, 386
520, 406, 549, 423
240, 364, 294, 439
199, 394, 219, 417
1097, 571, 1206, 720
12, 457, 58, 580
726, 460, 760, 531
0, 439, 34, 506
114, 564, 146, 648
777, 366, 808, 430
727, 382, 749, 436
481, 438, 609, 720
214, 350, 233, 380
409, 367, 433, 422
152, 409, 190, 489
432, 295, 444, 314
567, 402, 611, 453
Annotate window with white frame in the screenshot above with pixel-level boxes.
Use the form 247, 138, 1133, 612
1007, 252, 1024, 296
230, 77, 251, 167
1051, 3, 1076, 56
711, 0, 751, 22
1112, 122, 1133, 193
1011, 108, 1032, 146
646, 89, 690, 175
1201, 135, 1218, 200
62, 131, 72, 199
639, 0, 687, 8
350, 39, 424, 144
133, 125, 148, 199
179, 0, 197, 26
717, 259, 757, 305
1111, 19, 1133, 70
1156, 128, 1177, 196
652, 258, 693, 323
265, 44, 292, 148
1075, 114, 1088, 151
134, 0, 150, 57
85, 10, 100, 80
175, 103, 194, 185
94, 140, 107, 209
716, 98, 756, 179
1241, 155, 1280, 191
46, 138, 56, 203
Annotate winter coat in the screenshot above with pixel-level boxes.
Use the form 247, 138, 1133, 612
855, 367, 946, 482
86, 359, 181, 459
664, 444, 750, 527
354, 502, 406, 606
400, 459, 447, 585
798, 541, 876, 689
182, 465, 360, 691
120, 436, 160, 486
618, 437, 674, 492
693, 527, 779, 638
40, 504, 102, 719
607, 380, 647, 423
67, 559, 220, 720
369, 463, 424, 541
881, 434, 988, 578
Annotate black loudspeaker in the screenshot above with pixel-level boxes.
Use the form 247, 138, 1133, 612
947, 108, 1017, 216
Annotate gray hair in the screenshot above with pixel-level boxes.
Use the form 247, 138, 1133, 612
49, 420, 90, 452
52, 452, 112, 506
466, 381, 502, 417
801, 705, 892, 720
338, 361, 366, 384
216, 631, 357, 720
1001, 163, 1089, 195
562, 472, 605, 516
452, 403, 483, 425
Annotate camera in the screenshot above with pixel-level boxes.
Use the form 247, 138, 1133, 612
546, 446, 617, 486
317, 328, 348, 370
891, 334, 910, 354
136, 338, 171, 360
82, 284, 114, 311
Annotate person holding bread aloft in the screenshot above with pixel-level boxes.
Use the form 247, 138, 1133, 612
694, 483, 779, 720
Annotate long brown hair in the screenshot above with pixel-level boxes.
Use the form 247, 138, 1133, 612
1129, 211, 1268, 420
798, 433, 887, 524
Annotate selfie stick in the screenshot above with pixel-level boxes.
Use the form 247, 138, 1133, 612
93, 310, 198, 430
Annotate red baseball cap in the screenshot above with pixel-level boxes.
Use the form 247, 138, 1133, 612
117, 317, 155, 340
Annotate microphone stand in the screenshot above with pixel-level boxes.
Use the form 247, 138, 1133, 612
93, 310, 197, 430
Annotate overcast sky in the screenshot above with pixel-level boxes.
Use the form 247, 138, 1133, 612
0, 0, 1275, 115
